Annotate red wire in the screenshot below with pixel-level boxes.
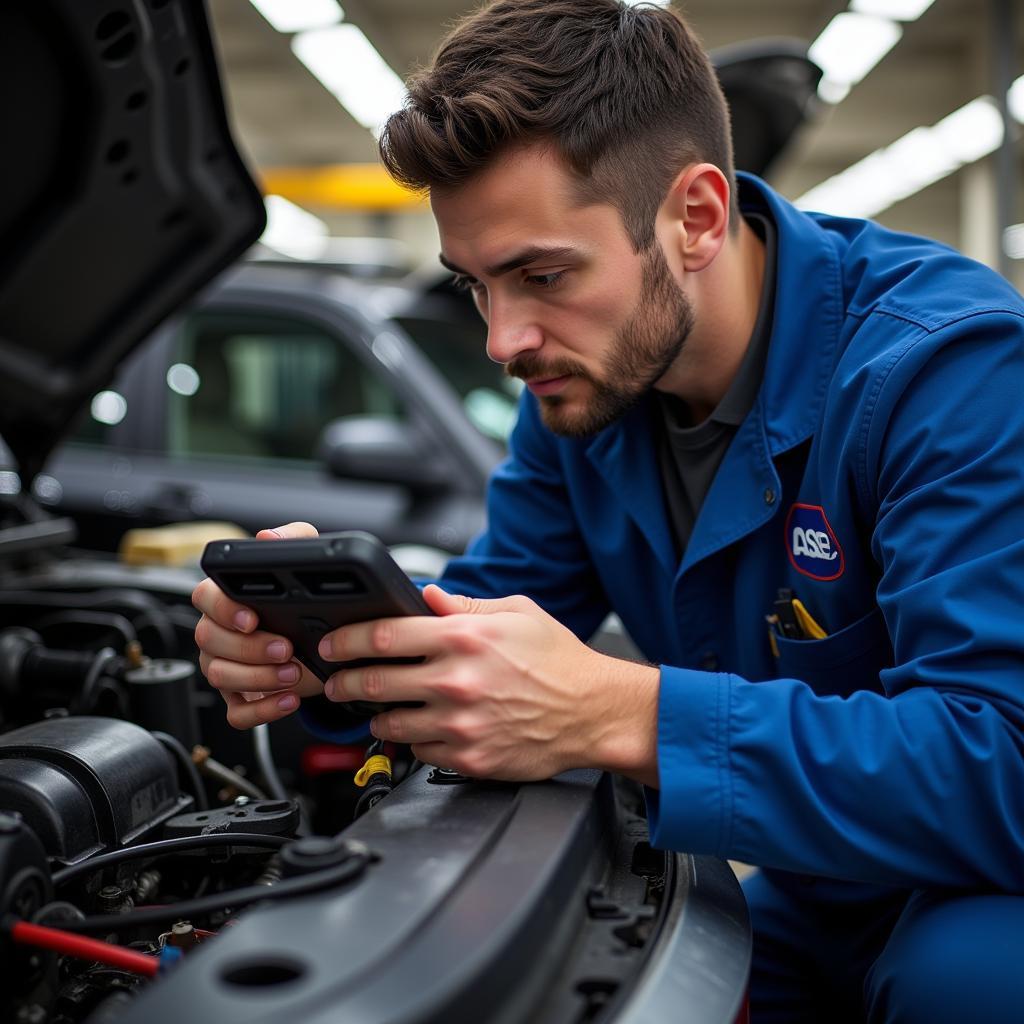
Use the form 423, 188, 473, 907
10, 920, 159, 978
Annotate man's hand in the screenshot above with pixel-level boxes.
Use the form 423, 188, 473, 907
319, 584, 661, 785
192, 521, 323, 729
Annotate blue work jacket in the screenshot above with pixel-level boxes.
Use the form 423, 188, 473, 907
438, 173, 1024, 895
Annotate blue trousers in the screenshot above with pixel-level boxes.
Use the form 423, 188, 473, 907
744, 870, 1024, 1023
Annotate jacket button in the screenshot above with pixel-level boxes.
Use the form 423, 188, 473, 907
764, 488, 776, 505
700, 651, 719, 671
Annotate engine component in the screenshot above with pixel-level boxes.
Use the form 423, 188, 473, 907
167, 922, 197, 951
124, 659, 199, 751
0, 628, 120, 718
162, 799, 300, 841
191, 746, 266, 801
97, 885, 134, 916
280, 835, 361, 878
0, 718, 191, 864
0, 812, 54, 1016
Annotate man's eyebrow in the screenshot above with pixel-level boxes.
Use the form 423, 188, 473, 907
438, 246, 580, 279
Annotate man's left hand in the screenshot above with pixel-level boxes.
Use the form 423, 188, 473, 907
318, 584, 660, 786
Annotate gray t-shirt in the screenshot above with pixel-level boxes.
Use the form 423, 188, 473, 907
656, 212, 777, 558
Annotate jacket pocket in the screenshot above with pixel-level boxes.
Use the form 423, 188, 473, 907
772, 605, 892, 698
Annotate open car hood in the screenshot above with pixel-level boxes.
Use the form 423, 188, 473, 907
712, 39, 822, 179
0, 0, 265, 486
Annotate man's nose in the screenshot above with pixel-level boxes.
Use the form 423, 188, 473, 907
485, 301, 543, 365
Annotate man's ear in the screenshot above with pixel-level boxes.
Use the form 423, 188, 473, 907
659, 163, 731, 273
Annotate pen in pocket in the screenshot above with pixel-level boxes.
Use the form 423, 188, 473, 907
766, 588, 828, 656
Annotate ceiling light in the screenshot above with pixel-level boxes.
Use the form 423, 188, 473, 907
1004, 224, 1024, 260
810, 12, 902, 102
292, 25, 407, 136
248, 0, 342, 34
931, 97, 1005, 164
817, 80, 852, 105
1009, 74, 1024, 123
260, 195, 329, 260
796, 97, 1003, 219
849, 0, 936, 20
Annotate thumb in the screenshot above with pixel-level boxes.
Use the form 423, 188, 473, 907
422, 584, 530, 617
256, 522, 319, 541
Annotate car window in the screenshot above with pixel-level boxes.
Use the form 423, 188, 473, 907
394, 315, 521, 443
166, 311, 404, 464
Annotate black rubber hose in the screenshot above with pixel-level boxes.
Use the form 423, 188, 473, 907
152, 731, 209, 811
52, 833, 290, 887
0, 590, 178, 657
75, 648, 121, 714
55, 846, 373, 933
32, 610, 138, 647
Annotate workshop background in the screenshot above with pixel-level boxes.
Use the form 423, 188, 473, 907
208, 0, 1024, 291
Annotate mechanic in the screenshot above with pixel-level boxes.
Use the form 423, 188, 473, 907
191, 1, 1024, 1020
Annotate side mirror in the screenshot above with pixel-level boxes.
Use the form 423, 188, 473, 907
316, 417, 449, 491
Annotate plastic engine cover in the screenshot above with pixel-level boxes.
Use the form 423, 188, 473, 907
0, 717, 191, 864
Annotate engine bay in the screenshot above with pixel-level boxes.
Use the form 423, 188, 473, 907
0, 537, 393, 1024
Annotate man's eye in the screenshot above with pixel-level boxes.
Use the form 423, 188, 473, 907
451, 274, 481, 292
526, 271, 565, 290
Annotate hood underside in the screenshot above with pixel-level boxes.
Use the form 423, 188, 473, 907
0, 0, 266, 485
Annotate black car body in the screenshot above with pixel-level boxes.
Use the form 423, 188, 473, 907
44, 263, 506, 559
0, 4, 822, 1022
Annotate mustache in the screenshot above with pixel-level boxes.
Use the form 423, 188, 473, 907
505, 353, 588, 383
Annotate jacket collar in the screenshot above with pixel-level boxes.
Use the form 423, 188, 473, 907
584, 175, 844, 575
738, 173, 844, 456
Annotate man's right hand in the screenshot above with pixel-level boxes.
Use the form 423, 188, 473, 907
192, 521, 323, 729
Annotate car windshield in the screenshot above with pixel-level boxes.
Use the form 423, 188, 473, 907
393, 314, 522, 445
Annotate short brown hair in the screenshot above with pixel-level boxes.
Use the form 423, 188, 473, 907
379, 0, 736, 251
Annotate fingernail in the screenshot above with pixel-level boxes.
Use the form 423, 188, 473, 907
317, 637, 332, 660
277, 664, 299, 684
277, 694, 298, 711
234, 610, 255, 631
267, 641, 288, 661
324, 677, 335, 700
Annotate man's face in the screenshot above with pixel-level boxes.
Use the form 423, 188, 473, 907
432, 145, 694, 438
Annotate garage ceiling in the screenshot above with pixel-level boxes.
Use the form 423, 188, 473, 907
206, 0, 1023, 272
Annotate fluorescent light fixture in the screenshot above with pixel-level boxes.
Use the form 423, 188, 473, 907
292, 25, 407, 135
1009, 74, 1024, 123
931, 97, 1005, 165
817, 79, 852, 105
260, 195, 330, 260
1004, 224, 1024, 261
248, 0, 342, 34
810, 12, 902, 102
796, 96, 1003, 219
849, 0, 936, 20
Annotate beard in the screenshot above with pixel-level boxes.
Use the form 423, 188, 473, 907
506, 245, 695, 439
